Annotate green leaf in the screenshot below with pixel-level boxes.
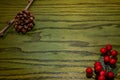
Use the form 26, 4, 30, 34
111, 65, 119, 76
108, 65, 112, 72
99, 56, 106, 70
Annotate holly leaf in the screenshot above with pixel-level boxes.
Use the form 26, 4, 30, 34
111, 65, 119, 76
99, 56, 106, 70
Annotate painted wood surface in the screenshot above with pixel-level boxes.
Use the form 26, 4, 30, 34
0, 0, 120, 80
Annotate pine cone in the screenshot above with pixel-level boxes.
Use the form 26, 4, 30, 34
14, 10, 35, 34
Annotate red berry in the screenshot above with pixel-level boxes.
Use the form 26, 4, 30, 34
94, 61, 102, 67
100, 47, 107, 55
107, 71, 114, 79
86, 67, 93, 78
106, 44, 112, 51
100, 70, 106, 76
98, 75, 106, 80
111, 50, 118, 57
95, 65, 103, 72
104, 56, 110, 63
86, 67, 93, 74
110, 58, 117, 65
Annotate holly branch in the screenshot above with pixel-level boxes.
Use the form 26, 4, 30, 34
85, 44, 119, 80
0, 0, 34, 37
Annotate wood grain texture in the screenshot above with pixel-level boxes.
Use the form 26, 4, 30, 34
0, 0, 120, 80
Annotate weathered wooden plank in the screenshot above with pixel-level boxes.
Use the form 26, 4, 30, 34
0, 0, 120, 80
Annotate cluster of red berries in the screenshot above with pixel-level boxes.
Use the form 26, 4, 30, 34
14, 10, 35, 34
86, 44, 119, 80
100, 44, 118, 66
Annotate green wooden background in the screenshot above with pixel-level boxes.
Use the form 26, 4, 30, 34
0, 0, 120, 80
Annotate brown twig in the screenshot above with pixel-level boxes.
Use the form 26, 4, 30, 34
0, 0, 34, 37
